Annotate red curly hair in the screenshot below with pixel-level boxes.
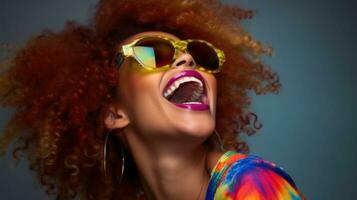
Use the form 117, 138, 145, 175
0, 0, 280, 199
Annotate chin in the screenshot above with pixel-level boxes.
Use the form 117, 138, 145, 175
177, 116, 215, 138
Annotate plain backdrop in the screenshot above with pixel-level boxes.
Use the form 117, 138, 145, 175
1, 0, 356, 199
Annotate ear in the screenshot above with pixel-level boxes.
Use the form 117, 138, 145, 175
104, 104, 130, 130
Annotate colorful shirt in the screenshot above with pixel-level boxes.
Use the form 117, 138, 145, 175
206, 151, 305, 200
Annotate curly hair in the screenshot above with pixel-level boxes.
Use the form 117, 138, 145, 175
0, 0, 280, 199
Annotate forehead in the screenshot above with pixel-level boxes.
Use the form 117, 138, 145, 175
120, 31, 180, 45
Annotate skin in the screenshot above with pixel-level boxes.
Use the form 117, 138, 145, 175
105, 31, 224, 200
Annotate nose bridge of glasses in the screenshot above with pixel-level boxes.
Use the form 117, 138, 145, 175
171, 40, 195, 67
173, 40, 188, 52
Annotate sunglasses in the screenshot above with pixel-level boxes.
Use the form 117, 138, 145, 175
117, 35, 225, 73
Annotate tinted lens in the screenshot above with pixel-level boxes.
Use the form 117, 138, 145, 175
187, 41, 219, 71
134, 37, 175, 68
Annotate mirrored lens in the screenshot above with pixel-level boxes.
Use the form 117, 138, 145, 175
135, 37, 175, 68
132, 46, 156, 68
187, 41, 219, 71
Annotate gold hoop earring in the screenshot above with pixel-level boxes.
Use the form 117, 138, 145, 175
103, 129, 125, 184
214, 129, 225, 151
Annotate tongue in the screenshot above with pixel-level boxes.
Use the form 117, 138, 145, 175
168, 82, 201, 103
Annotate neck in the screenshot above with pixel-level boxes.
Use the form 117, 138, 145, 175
122, 126, 212, 200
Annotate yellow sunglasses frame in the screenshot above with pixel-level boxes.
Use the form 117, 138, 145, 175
117, 35, 225, 74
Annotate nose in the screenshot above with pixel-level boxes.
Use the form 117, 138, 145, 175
172, 53, 196, 69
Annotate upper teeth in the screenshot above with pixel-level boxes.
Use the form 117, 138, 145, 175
163, 76, 203, 98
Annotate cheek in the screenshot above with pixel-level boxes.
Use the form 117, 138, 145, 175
120, 73, 169, 133
118, 68, 163, 119
210, 77, 217, 93
203, 73, 217, 116
118, 62, 153, 101
127, 74, 146, 94
203, 74, 217, 97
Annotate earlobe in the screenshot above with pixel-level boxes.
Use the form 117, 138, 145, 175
104, 105, 130, 130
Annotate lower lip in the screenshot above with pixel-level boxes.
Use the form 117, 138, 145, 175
173, 103, 209, 111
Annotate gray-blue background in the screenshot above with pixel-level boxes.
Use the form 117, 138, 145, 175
1, 0, 356, 199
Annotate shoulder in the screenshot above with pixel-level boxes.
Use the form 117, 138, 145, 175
207, 151, 305, 200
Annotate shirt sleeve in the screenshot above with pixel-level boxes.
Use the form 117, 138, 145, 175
214, 155, 306, 200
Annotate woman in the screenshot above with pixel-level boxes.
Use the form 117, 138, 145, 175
0, 0, 305, 199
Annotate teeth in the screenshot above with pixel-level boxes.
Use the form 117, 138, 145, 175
192, 90, 202, 101
174, 81, 180, 88
193, 90, 202, 96
182, 102, 203, 104
163, 76, 204, 98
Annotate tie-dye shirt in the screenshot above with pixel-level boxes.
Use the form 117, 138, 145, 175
206, 151, 305, 200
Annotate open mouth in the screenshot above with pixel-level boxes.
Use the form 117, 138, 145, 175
162, 70, 209, 111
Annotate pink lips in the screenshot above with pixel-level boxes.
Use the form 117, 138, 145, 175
174, 103, 209, 111
163, 70, 209, 111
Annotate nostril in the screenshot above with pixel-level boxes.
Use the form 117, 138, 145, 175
176, 60, 186, 66
189, 61, 195, 67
